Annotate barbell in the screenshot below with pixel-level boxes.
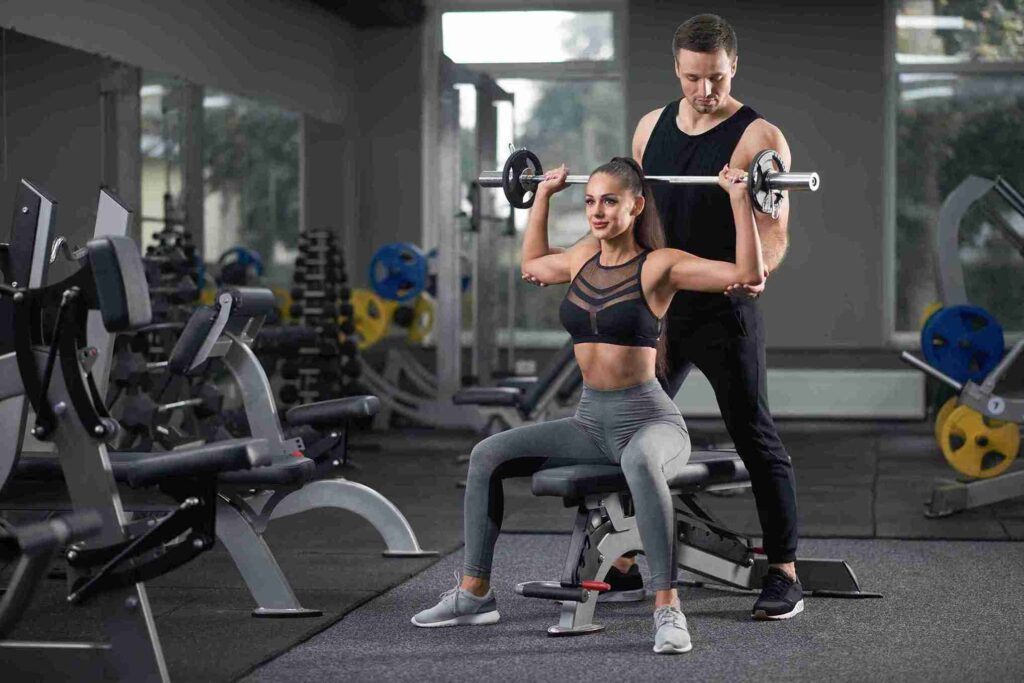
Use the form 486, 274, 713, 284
478, 147, 820, 217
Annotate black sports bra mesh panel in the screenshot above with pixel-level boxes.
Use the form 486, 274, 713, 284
559, 251, 662, 348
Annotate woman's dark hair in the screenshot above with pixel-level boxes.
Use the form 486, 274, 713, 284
589, 157, 669, 379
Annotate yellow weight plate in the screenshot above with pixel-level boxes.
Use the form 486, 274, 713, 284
272, 287, 292, 322
407, 293, 435, 345
934, 397, 958, 445
938, 404, 1020, 479
350, 288, 395, 350
919, 302, 943, 330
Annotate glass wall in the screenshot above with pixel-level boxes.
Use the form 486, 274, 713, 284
203, 90, 299, 288
894, 1, 1024, 333
140, 73, 300, 288
443, 8, 625, 341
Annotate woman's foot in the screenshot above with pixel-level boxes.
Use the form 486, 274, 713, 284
652, 604, 692, 654
411, 577, 500, 628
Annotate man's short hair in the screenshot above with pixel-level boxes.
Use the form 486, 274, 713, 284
672, 14, 737, 59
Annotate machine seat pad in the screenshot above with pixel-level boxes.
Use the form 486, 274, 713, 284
110, 438, 269, 488
222, 286, 278, 317
496, 377, 538, 392
286, 396, 380, 427
217, 453, 316, 485
530, 450, 749, 499
452, 387, 522, 406
17, 439, 282, 487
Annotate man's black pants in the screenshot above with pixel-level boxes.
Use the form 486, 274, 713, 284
659, 302, 798, 564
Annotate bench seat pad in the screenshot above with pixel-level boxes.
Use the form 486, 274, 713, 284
530, 450, 749, 499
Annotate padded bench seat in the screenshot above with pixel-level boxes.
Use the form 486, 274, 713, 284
452, 387, 522, 407
14, 438, 309, 487
286, 396, 380, 427
531, 450, 749, 499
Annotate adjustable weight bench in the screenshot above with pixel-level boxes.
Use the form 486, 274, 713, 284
516, 450, 880, 636
131, 286, 438, 616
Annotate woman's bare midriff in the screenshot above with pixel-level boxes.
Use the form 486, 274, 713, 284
573, 342, 658, 390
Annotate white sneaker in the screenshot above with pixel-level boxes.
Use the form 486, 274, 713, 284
653, 605, 692, 654
411, 573, 500, 628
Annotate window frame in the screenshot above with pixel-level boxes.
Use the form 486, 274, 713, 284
422, 0, 628, 348
886, 0, 1024, 347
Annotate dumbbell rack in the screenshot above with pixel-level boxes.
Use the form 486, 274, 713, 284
278, 229, 362, 408
109, 225, 210, 448
143, 223, 201, 327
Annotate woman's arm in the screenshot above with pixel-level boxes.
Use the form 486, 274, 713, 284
667, 165, 765, 292
520, 165, 580, 285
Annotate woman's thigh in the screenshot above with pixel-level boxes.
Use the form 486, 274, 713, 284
468, 417, 609, 480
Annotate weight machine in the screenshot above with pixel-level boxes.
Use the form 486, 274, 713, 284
901, 175, 1024, 516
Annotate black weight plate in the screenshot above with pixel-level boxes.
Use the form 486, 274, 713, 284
502, 149, 543, 210
748, 149, 785, 218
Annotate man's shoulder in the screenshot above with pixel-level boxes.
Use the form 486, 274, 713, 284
635, 106, 667, 134
740, 116, 786, 148
632, 105, 670, 160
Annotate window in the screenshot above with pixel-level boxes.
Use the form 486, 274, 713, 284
139, 73, 299, 288
892, 1, 1024, 334
140, 74, 186, 252
441, 5, 626, 344
203, 91, 299, 288
443, 10, 614, 63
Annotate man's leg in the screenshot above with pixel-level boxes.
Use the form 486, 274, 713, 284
680, 305, 803, 618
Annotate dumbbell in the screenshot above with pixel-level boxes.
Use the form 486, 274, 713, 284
293, 269, 345, 285
291, 284, 340, 300
279, 384, 301, 405
109, 350, 151, 390
290, 301, 339, 318
118, 385, 225, 432
150, 276, 199, 304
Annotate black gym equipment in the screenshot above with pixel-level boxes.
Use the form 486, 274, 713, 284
0, 220, 269, 679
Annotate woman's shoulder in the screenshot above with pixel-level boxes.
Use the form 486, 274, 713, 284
646, 247, 689, 269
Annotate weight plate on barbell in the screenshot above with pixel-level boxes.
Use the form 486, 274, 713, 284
368, 242, 428, 303
938, 404, 1019, 479
503, 148, 543, 210
748, 149, 785, 219
920, 305, 1004, 384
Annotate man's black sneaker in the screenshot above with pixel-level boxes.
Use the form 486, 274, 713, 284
752, 567, 804, 620
599, 564, 646, 603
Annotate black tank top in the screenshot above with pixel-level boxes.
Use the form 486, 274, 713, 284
642, 100, 760, 319
559, 251, 661, 348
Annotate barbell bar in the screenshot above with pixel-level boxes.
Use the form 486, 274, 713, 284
478, 147, 820, 217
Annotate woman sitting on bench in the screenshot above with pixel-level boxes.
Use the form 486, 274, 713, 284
412, 157, 763, 655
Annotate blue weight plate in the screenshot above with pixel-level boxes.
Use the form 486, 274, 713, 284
920, 305, 1004, 383
369, 242, 427, 303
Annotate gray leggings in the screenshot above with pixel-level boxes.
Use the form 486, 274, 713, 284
463, 379, 690, 591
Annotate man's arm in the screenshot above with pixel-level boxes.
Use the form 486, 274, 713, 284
735, 120, 791, 274
632, 107, 664, 164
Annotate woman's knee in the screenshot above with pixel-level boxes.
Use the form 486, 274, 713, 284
467, 435, 505, 476
623, 425, 689, 472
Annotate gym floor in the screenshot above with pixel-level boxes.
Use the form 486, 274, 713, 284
5, 420, 1022, 682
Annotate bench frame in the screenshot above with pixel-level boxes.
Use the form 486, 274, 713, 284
521, 474, 876, 636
